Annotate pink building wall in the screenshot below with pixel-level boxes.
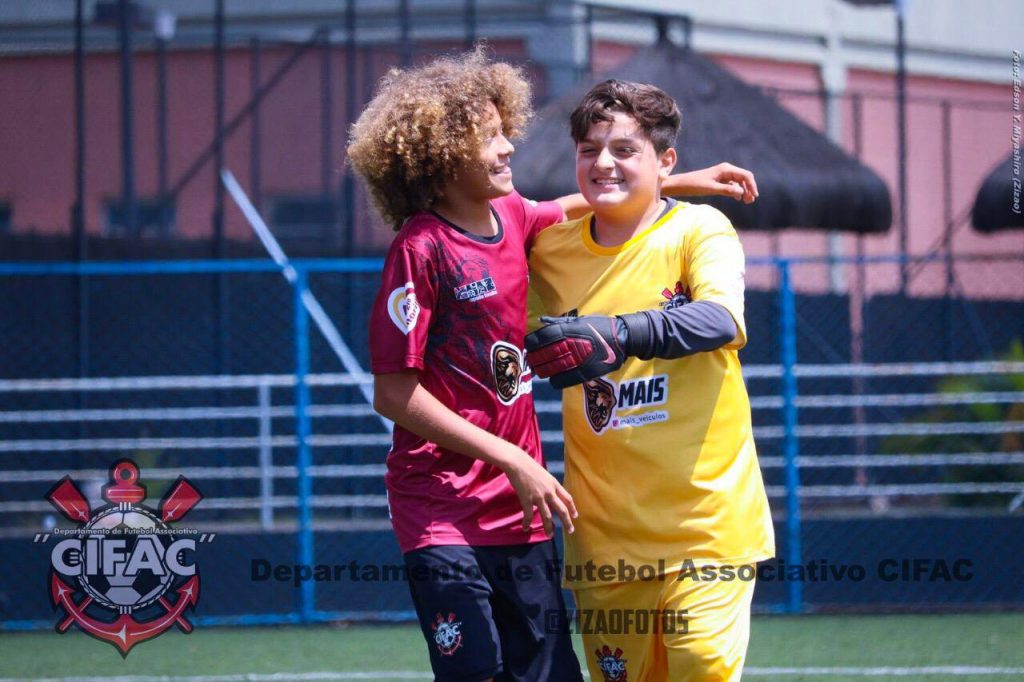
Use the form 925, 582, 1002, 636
0, 39, 530, 254
1, 40, 1020, 298
590, 45, 1022, 300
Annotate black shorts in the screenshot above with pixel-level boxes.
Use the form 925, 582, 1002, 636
404, 540, 583, 682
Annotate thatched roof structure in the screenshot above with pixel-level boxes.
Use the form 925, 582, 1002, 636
514, 43, 892, 233
972, 155, 1023, 232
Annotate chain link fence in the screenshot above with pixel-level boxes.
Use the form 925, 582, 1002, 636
1, 255, 1022, 626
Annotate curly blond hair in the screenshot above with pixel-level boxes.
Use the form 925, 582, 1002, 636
346, 47, 532, 230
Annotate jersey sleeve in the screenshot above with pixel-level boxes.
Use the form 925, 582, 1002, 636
369, 239, 438, 373
514, 193, 565, 251
684, 207, 748, 349
525, 283, 548, 334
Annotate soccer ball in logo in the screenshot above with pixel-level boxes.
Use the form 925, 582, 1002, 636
78, 506, 174, 611
596, 645, 628, 682
46, 460, 203, 656
432, 612, 463, 656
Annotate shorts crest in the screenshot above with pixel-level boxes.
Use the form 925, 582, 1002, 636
595, 644, 628, 681
431, 611, 463, 656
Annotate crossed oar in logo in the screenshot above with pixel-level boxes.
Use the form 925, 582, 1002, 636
46, 460, 203, 656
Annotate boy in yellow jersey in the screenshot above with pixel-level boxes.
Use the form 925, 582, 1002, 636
525, 80, 775, 681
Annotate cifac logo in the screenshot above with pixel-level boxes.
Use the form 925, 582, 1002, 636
660, 282, 691, 311
596, 645, 628, 681
43, 459, 205, 656
432, 612, 463, 656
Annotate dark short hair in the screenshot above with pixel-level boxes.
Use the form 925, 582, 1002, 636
569, 79, 681, 153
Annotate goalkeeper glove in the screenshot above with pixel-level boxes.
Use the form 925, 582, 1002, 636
525, 315, 628, 389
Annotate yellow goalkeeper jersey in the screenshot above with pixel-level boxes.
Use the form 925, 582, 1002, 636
528, 201, 775, 588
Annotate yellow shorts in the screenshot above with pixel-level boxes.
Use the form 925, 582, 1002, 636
572, 565, 756, 682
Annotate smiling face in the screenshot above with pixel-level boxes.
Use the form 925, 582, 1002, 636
574, 111, 676, 224
452, 100, 516, 202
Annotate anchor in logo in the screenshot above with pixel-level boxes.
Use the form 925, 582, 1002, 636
46, 459, 203, 655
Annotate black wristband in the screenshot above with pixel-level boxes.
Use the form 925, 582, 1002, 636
617, 311, 654, 360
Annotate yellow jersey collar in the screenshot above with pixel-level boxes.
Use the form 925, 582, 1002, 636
581, 200, 684, 256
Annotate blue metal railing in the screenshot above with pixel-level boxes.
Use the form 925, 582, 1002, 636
292, 267, 316, 622
2, 254, 1022, 627
778, 260, 803, 614
0, 258, 384, 626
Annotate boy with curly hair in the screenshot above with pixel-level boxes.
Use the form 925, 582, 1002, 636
348, 50, 756, 682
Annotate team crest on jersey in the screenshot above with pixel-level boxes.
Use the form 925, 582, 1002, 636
386, 282, 420, 335
491, 341, 532, 406
454, 276, 497, 302
432, 612, 463, 656
661, 281, 691, 310
583, 375, 669, 434
596, 645, 628, 681
583, 378, 616, 432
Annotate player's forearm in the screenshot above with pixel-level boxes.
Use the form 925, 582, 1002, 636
662, 163, 758, 204
618, 300, 737, 361
373, 371, 528, 472
553, 194, 587, 220
663, 171, 715, 197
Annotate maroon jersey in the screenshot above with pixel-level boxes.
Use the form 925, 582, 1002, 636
370, 192, 564, 553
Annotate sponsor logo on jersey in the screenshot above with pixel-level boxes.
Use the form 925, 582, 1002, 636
432, 612, 463, 656
491, 341, 532, 406
583, 375, 669, 434
386, 282, 420, 335
453, 276, 497, 302
611, 411, 669, 429
583, 378, 616, 432
616, 375, 667, 409
595, 645, 628, 681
